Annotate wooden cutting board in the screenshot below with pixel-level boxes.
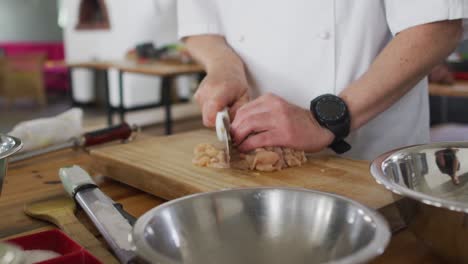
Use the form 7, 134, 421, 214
91, 130, 395, 209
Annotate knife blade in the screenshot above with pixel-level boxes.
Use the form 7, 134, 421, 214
216, 108, 232, 164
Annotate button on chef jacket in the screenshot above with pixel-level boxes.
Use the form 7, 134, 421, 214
178, 0, 468, 160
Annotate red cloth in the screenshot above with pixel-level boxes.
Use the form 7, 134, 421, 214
454, 72, 468, 80
0, 42, 69, 92
0, 42, 64, 60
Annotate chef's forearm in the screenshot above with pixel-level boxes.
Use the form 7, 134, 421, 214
184, 35, 245, 74
340, 20, 463, 130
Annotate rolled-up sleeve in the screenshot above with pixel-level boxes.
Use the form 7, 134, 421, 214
384, 0, 468, 39
177, 0, 223, 40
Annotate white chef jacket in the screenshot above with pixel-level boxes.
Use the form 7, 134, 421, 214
178, 0, 468, 160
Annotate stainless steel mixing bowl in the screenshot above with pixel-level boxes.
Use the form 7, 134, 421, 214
0, 135, 22, 195
131, 187, 390, 264
371, 142, 468, 263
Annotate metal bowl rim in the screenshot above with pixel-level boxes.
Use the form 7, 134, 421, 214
131, 186, 391, 264
0, 135, 22, 160
370, 141, 468, 213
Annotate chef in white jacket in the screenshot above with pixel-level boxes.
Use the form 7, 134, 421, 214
178, 1, 468, 160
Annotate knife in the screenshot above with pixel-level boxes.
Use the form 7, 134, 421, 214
59, 165, 140, 264
216, 107, 232, 164
10, 123, 138, 163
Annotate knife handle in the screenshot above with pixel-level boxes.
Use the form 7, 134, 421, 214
83, 123, 135, 147
216, 107, 230, 142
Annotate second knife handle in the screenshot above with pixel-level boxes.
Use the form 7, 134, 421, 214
83, 123, 134, 147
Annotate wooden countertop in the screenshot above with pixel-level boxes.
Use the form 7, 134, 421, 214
0, 141, 441, 263
429, 80, 468, 97
0, 148, 164, 239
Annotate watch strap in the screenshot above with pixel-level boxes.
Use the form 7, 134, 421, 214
329, 139, 351, 154
327, 119, 350, 140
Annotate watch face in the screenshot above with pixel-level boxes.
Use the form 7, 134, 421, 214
315, 97, 346, 122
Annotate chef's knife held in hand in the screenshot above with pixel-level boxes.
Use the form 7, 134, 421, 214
216, 107, 233, 164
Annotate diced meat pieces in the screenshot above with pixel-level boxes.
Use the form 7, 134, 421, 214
283, 148, 307, 167
251, 149, 281, 171
192, 143, 229, 168
192, 143, 307, 172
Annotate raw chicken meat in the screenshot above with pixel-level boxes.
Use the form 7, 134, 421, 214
192, 143, 229, 169
192, 144, 307, 172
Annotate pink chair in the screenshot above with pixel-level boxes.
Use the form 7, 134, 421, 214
2, 53, 47, 107
0, 42, 69, 93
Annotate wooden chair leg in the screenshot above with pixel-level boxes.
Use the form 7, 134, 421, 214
33, 78, 47, 107
37, 88, 47, 107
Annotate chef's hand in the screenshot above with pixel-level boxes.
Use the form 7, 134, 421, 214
194, 67, 250, 127
231, 93, 335, 153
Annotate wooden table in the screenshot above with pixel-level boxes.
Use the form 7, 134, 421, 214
68, 60, 205, 134
429, 81, 468, 122
0, 145, 442, 263
429, 81, 468, 97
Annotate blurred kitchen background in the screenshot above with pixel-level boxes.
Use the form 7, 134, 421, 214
0, 0, 468, 141
0, 0, 203, 135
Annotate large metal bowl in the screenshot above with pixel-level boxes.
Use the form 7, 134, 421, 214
131, 188, 390, 264
371, 142, 468, 263
0, 135, 22, 195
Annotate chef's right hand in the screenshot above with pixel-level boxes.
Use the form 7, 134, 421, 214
195, 67, 250, 127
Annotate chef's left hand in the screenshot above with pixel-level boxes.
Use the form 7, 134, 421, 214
231, 93, 335, 153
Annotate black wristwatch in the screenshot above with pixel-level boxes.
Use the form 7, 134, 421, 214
310, 94, 351, 154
